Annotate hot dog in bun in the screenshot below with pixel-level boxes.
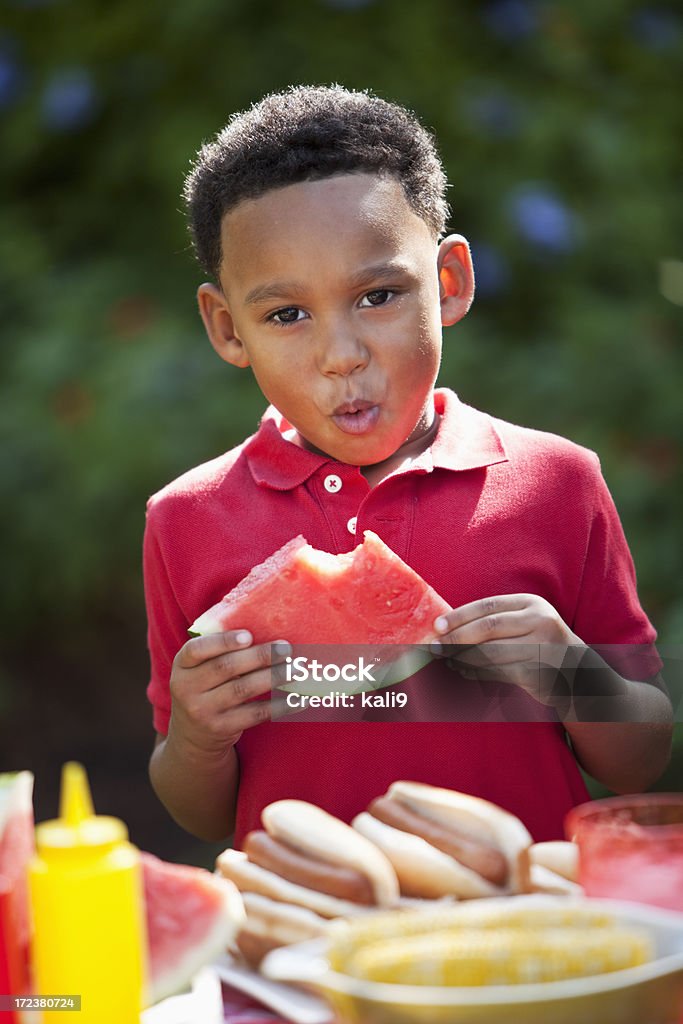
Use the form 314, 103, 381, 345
232, 892, 329, 967
353, 781, 532, 899
217, 799, 400, 966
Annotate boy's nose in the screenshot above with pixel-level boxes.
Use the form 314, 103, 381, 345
317, 321, 370, 377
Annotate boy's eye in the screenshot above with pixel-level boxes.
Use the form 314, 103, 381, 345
360, 289, 393, 307
269, 306, 306, 325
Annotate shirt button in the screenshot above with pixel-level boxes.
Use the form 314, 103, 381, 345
347, 516, 357, 535
324, 474, 342, 493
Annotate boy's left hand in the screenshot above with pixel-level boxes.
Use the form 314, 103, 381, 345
433, 594, 582, 704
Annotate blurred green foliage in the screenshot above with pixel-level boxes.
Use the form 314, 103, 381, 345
1, 0, 681, 824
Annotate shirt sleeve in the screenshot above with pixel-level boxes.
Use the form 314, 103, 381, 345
572, 455, 662, 681
143, 497, 190, 735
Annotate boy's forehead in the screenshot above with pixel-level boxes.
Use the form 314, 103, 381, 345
218, 172, 435, 285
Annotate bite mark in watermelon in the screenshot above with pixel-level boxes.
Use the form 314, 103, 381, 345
189, 531, 450, 646
142, 851, 245, 1005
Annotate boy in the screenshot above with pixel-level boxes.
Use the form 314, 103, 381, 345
145, 85, 672, 847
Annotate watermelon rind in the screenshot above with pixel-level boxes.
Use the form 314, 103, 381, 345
0, 771, 34, 836
143, 853, 245, 1007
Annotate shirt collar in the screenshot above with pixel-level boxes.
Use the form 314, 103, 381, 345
429, 388, 508, 473
244, 388, 508, 490
245, 408, 337, 490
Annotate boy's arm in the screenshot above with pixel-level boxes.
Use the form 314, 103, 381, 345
564, 716, 672, 795
150, 732, 240, 842
556, 654, 672, 793
433, 595, 674, 793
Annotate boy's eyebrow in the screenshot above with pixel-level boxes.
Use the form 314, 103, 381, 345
244, 280, 308, 306
243, 260, 416, 307
349, 260, 416, 289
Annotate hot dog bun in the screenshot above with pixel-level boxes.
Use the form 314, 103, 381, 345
529, 863, 583, 896
216, 800, 400, 968
529, 840, 579, 881
353, 781, 532, 899
263, 799, 399, 906
528, 840, 581, 895
234, 892, 329, 970
217, 848, 375, 918
352, 812, 499, 899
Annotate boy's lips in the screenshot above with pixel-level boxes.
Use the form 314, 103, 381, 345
331, 399, 380, 435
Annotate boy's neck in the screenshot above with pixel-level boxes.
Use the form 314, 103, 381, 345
360, 411, 441, 488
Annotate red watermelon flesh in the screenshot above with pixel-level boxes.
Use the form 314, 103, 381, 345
189, 531, 450, 645
0, 771, 35, 1011
142, 851, 245, 1005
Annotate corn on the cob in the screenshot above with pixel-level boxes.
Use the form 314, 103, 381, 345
328, 898, 616, 970
343, 925, 652, 986
327, 899, 654, 987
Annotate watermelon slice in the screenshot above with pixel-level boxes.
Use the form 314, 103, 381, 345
190, 531, 450, 646
0, 771, 34, 1016
142, 851, 245, 1006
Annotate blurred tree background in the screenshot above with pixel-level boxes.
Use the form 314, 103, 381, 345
1, 0, 681, 867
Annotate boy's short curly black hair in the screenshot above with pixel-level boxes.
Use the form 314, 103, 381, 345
183, 84, 449, 283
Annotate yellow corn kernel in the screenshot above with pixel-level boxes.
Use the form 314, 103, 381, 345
344, 925, 652, 987
328, 900, 616, 971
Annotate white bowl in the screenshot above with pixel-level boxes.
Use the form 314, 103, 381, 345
263, 896, 683, 1024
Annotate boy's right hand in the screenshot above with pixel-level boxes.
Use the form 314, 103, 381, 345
167, 630, 290, 755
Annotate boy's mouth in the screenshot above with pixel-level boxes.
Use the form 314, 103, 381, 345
331, 400, 380, 435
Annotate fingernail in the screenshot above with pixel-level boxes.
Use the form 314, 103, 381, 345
273, 640, 292, 658
235, 630, 252, 646
430, 640, 443, 656
435, 617, 449, 634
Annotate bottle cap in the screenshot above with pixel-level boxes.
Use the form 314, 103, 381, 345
35, 762, 129, 854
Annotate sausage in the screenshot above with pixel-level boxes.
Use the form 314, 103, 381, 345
368, 796, 508, 886
243, 830, 376, 905
235, 928, 280, 969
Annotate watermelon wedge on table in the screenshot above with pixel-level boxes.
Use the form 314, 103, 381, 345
190, 531, 450, 645
0, 772, 34, 1021
142, 851, 245, 1005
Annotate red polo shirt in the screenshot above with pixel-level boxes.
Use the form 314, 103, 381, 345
144, 389, 659, 845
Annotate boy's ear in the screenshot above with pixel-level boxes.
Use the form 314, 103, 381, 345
196, 283, 250, 368
437, 234, 475, 327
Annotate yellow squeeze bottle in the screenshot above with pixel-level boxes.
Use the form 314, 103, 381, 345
29, 763, 147, 1023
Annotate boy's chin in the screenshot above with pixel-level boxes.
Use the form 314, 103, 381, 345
323, 442, 396, 468
296, 432, 390, 466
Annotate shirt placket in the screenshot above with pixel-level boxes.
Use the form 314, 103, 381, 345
311, 466, 369, 553
312, 465, 422, 560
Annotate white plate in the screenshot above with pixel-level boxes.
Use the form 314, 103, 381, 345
213, 953, 333, 1023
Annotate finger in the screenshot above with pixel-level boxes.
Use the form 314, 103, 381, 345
169, 666, 275, 743
201, 640, 291, 692
213, 666, 278, 711
176, 629, 254, 669
439, 609, 535, 647
461, 658, 564, 702
434, 595, 532, 635
218, 696, 273, 734
178, 668, 276, 734
454, 663, 518, 688
451, 639, 540, 669
452, 661, 534, 691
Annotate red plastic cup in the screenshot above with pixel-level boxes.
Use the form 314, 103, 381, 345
566, 793, 683, 912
